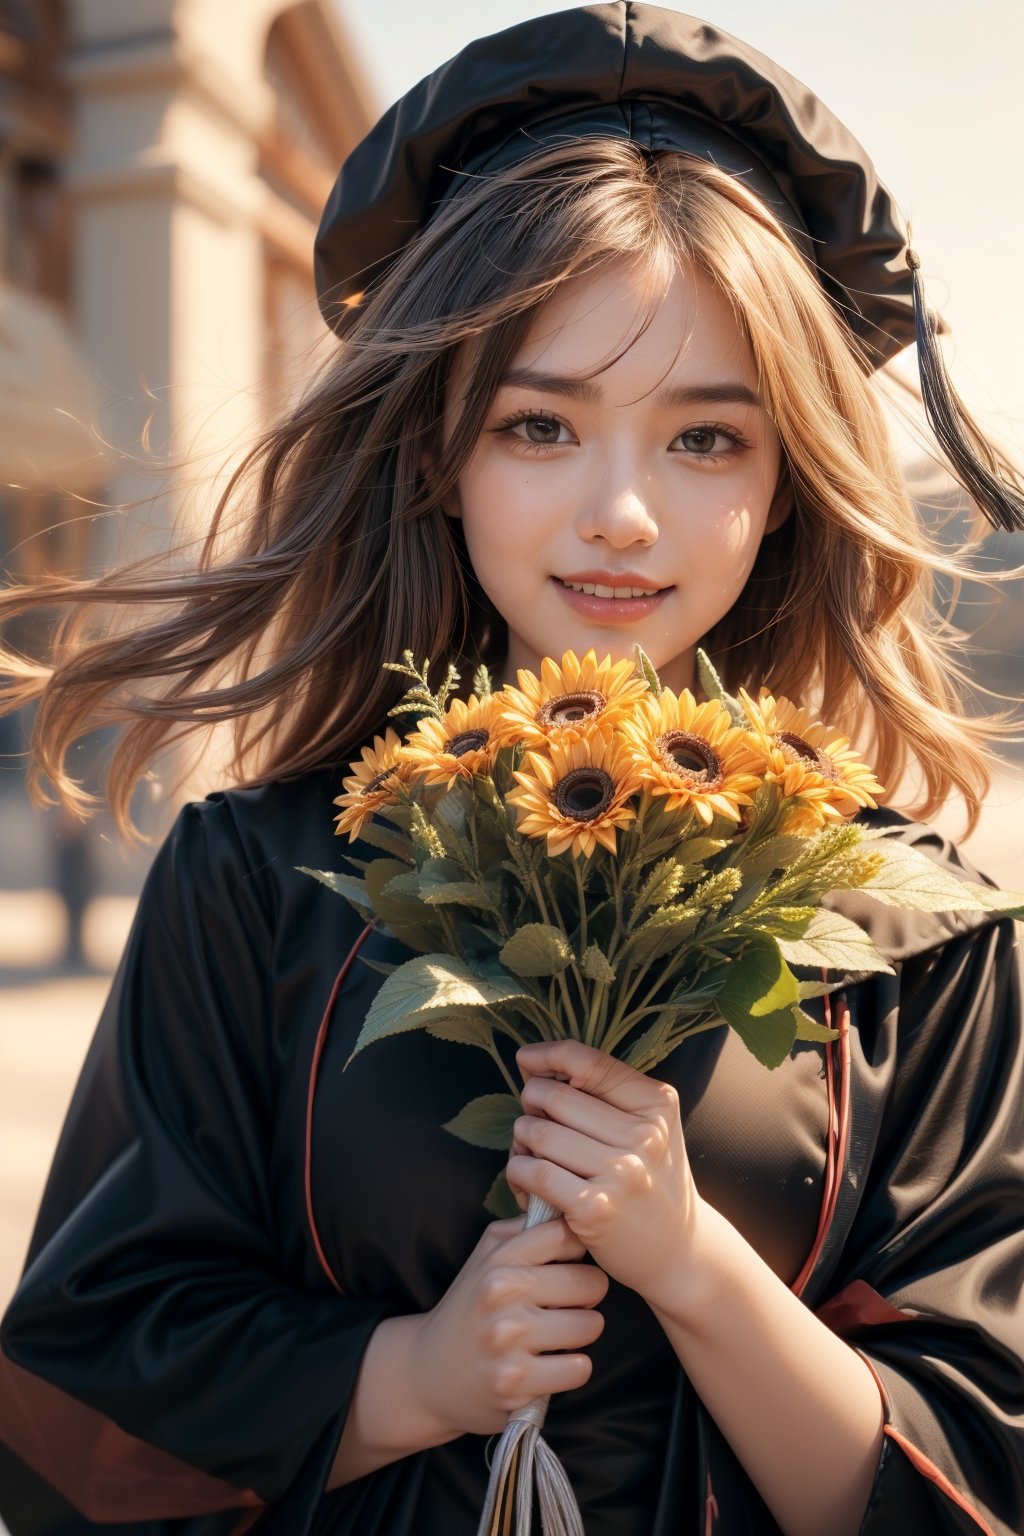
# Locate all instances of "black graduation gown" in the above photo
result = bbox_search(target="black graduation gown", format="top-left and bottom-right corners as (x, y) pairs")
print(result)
(1, 770), (1021, 1536)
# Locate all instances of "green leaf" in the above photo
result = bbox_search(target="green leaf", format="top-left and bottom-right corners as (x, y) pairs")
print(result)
(793, 1006), (840, 1043)
(363, 864), (446, 951)
(296, 866), (374, 914)
(484, 1167), (523, 1219)
(666, 969), (728, 1008)
(777, 909), (895, 974)
(380, 870), (422, 898)
(796, 978), (842, 999)
(861, 841), (1024, 915)
(346, 954), (531, 1064)
(714, 935), (800, 1069)
(354, 820), (415, 862)
(627, 904), (703, 963)
(633, 643), (662, 695)
(499, 923), (574, 977)
(365, 858), (413, 906)
(580, 943), (616, 984)
(621, 1013), (679, 1069)
(696, 648), (746, 727)
(359, 957), (399, 977)
(360, 862), (446, 951)
(739, 834), (809, 880)
(424, 1010), (496, 1049)
(432, 791), (469, 840)
(443, 1092), (521, 1149)
(675, 836), (730, 863)
(418, 858), (501, 912)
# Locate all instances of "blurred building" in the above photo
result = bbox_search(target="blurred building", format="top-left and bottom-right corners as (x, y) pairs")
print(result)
(0, 0), (375, 960)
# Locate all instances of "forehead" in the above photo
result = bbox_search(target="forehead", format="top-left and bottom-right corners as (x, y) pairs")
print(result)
(513, 256), (753, 386)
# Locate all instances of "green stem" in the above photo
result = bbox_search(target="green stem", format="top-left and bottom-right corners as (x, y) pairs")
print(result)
(628, 1012), (724, 1073)
(602, 936), (705, 1049)
(514, 996), (562, 1042)
(485, 1038), (524, 1099)
(545, 870), (588, 993)
(529, 868), (580, 1038)
(583, 978), (605, 1047)
(573, 858), (589, 956)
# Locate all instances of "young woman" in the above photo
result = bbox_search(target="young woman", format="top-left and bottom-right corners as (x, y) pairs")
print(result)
(1, 6), (1021, 1535)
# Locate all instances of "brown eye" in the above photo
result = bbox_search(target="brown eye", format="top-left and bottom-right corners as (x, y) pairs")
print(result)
(679, 427), (719, 454)
(520, 415), (565, 445)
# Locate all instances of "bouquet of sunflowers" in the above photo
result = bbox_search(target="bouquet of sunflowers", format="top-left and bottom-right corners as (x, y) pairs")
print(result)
(303, 644), (1022, 1536)
(306, 645), (1021, 1219)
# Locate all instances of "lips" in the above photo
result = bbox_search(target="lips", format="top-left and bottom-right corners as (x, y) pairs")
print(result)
(555, 570), (669, 599)
(551, 575), (671, 623)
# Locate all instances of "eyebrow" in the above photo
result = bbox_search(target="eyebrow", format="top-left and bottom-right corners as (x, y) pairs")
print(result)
(497, 367), (763, 411)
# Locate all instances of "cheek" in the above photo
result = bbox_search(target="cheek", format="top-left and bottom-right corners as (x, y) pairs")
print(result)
(457, 460), (552, 574)
(686, 481), (774, 560)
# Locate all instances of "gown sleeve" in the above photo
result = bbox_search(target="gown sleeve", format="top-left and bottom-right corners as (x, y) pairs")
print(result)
(0, 798), (396, 1534)
(817, 916), (1024, 1536)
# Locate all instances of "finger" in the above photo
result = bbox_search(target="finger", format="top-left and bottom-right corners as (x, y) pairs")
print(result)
(513, 1114), (615, 1178)
(503, 1215), (586, 1263)
(519, 1078), (642, 1147)
(487, 1215), (528, 1236)
(517, 1040), (661, 1114)
(526, 1262), (609, 1309)
(521, 1351), (595, 1400)
(524, 1306), (606, 1354)
(507, 1153), (590, 1215)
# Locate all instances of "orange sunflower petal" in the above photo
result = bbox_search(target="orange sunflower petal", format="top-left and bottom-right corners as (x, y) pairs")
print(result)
(620, 688), (767, 824)
(506, 727), (640, 861)
(333, 728), (413, 841)
(402, 694), (502, 789)
(491, 647), (650, 750)
(739, 687), (884, 828)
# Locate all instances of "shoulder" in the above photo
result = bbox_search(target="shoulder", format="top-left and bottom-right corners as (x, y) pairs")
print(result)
(153, 767), (346, 925)
(176, 767), (342, 862)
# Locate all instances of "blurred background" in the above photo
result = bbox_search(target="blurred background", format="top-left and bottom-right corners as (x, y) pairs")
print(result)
(1, 0), (1023, 1387)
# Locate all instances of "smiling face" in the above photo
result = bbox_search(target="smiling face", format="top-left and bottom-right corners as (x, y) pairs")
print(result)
(446, 256), (787, 694)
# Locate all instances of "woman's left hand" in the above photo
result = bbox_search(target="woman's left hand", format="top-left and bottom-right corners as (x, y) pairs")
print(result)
(507, 1039), (704, 1304)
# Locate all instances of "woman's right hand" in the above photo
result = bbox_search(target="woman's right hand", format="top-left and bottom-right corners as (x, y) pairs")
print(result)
(409, 1214), (609, 1438)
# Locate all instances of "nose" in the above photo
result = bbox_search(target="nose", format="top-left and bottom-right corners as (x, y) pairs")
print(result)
(575, 464), (659, 548)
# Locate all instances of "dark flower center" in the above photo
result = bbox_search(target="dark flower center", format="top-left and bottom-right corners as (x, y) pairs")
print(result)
(553, 766), (616, 821)
(656, 730), (724, 790)
(776, 731), (839, 781)
(445, 729), (489, 757)
(537, 691), (605, 728)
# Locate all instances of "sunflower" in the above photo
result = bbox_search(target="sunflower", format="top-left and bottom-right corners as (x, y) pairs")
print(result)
(333, 728), (413, 841)
(506, 727), (641, 859)
(621, 688), (767, 826)
(491, 648), (650, 750)
(739, 688), (884, 828)
(401, 693), (502, 789)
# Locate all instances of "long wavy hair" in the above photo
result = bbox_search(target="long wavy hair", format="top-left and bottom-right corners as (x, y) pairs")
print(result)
(0, 139), (1016, 835)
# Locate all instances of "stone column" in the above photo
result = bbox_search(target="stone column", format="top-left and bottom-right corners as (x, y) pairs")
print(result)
(65, 0), (289, 555)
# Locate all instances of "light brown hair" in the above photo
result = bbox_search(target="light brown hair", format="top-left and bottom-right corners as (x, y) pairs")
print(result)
(0, 139), (1015, 834)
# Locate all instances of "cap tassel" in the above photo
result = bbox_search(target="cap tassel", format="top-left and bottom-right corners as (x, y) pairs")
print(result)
(907, 249), (1024, 533)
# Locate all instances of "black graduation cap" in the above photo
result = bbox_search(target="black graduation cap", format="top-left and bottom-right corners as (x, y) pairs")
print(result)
(314, 2), (1024, 533)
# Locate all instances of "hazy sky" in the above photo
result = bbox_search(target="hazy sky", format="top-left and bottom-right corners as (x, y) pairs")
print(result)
(336, 0), (1024, 460)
